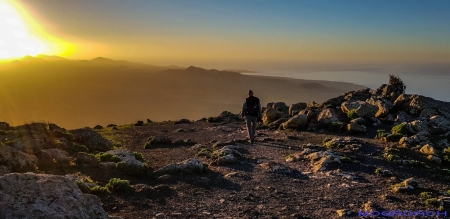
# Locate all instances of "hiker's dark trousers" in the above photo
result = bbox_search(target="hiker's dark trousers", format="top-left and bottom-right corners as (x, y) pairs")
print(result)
(245, 116), (258, 140)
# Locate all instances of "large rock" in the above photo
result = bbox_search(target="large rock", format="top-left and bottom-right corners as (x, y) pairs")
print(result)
(0, 166), (10, 176)
(341, 101), (362, 113)
(410, 120), (429, 134)
(262, 108), (282, 125)
(372, 84), (404, 101)
(69, 128), (113, 152)
(104, 149), (146, 168)
(393, 94), (450, 118)
(153, 158), (205, 175)
(346, 123), (366, 134)
(355, 103), (378, 119)
(420, 144), (438, 156)
(316, 108), (340, 125)
(38, 149), (71, 167)
(366, 97), (393, 118)
(282, 114), (308, 129)
(289, 102), (307, 116)
(306, 150), (341, 172)
(428, 115), (450, 134)
(74, 152), (99, 165)
(11, 137), (46, 155)
(344, 88), (371, 101)
(342, 100), (378, 118)
(0, 173), (109, 219)
(213, 146), (242, 165)
(0, 144), (37, 172)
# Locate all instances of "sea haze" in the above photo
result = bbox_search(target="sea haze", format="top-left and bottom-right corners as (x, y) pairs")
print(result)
(245, 67), (450, 102)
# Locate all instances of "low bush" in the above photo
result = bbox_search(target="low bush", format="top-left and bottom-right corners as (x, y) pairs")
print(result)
(420, 192), (433, 199)
(116, 162), (149, 177)
(95, 153), (121, 162)
(133, 152), (145, 162)
(424, 198), (440, 208)
(90, 186), (110, 196)
(105, 178), (133, 192)
(347, 109), (358, 119)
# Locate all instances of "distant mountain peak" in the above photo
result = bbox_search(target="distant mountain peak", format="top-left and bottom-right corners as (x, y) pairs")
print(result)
(92, 57), (114, 62)
(36, 54), (66, 61)
(185, 66), (206, 71)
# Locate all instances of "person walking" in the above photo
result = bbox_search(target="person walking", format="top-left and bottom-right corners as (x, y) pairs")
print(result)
(241, 90), (261, 143)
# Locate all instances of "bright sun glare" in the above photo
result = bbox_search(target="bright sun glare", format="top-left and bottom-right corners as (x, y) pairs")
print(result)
(0, 0), (72, 60)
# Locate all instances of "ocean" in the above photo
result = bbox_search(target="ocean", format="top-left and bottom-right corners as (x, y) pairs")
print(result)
(243, 70), (450, 102)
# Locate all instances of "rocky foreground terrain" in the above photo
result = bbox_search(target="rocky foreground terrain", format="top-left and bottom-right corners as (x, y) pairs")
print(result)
(2, 76), (450, 219)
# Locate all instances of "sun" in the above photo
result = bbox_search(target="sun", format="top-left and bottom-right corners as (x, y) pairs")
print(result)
(0, 0), (73, 61)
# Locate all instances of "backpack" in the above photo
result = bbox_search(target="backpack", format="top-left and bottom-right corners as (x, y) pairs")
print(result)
(245, 96), (260, 117)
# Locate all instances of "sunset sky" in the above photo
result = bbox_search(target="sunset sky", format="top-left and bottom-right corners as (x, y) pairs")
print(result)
(1, 0), (449, 70)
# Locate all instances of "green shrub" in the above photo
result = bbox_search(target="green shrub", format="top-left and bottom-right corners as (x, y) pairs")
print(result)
(116, 162), (149, 177)
(197, 148), (211, 157)
(443, 148), (450, 163)
(385, 154), (399, 161)
(347, 109), (358, 119)
(420, 192), (433, 199)
(386, 133), (404, 142)
(424, 198), (440, 208)
(322, 137), (332, 144)
(391, 123), (413, 135)
(389, 75), (406, 94)
(95, 153), (121, 162)
(105, 178), (132, 192)
(376, 129), (388, 139)
(90, 186), (110, 196)
(144, 141), (152, 149)
(133, 152), (145, 162)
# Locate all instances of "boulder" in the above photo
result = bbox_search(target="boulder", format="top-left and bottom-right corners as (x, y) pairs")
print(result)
(268, 118), (288, 128)
(323, 137), (362, 149)
(0, 144), (37, 172)
(153, 158), (205, 175)
(69, 128), (113, 152)
(355, 103), (378, 119)
(289, 102), (307, 116)
(282, 114), (308, 130)
(344, 88), (371, 101)
(420, 144), (438, 156)
(0, 166), (10, 177)
(306, 150), (341, 172)
(428, 115), (450, 134)
(74, 152), (99, 165)
(316, 108), (340, 125)
(262, 108), (282, 125)
(372, 84), (404, 101)
(410, 120), (429, 134)
(212, 146), (242, 165)
(395, 111), (411, 123)
(38, 149), (71, 167)
(299, 109), (318, 122)
(104, 149), (146, 168)
(427, 155), (441, 164)
(346, 123), (366, 134)
(12, 137), (45, 155)
(0, 173), (109, 219)
(350, 118), (366, 125)
(341, 101), (362, 113)
(0, 122), (10, 130)
(366, 97), (393, 118)
(218, 111), (234, 117)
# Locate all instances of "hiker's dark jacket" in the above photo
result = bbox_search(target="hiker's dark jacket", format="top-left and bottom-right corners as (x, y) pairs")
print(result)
(241, 96), (261, 117)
